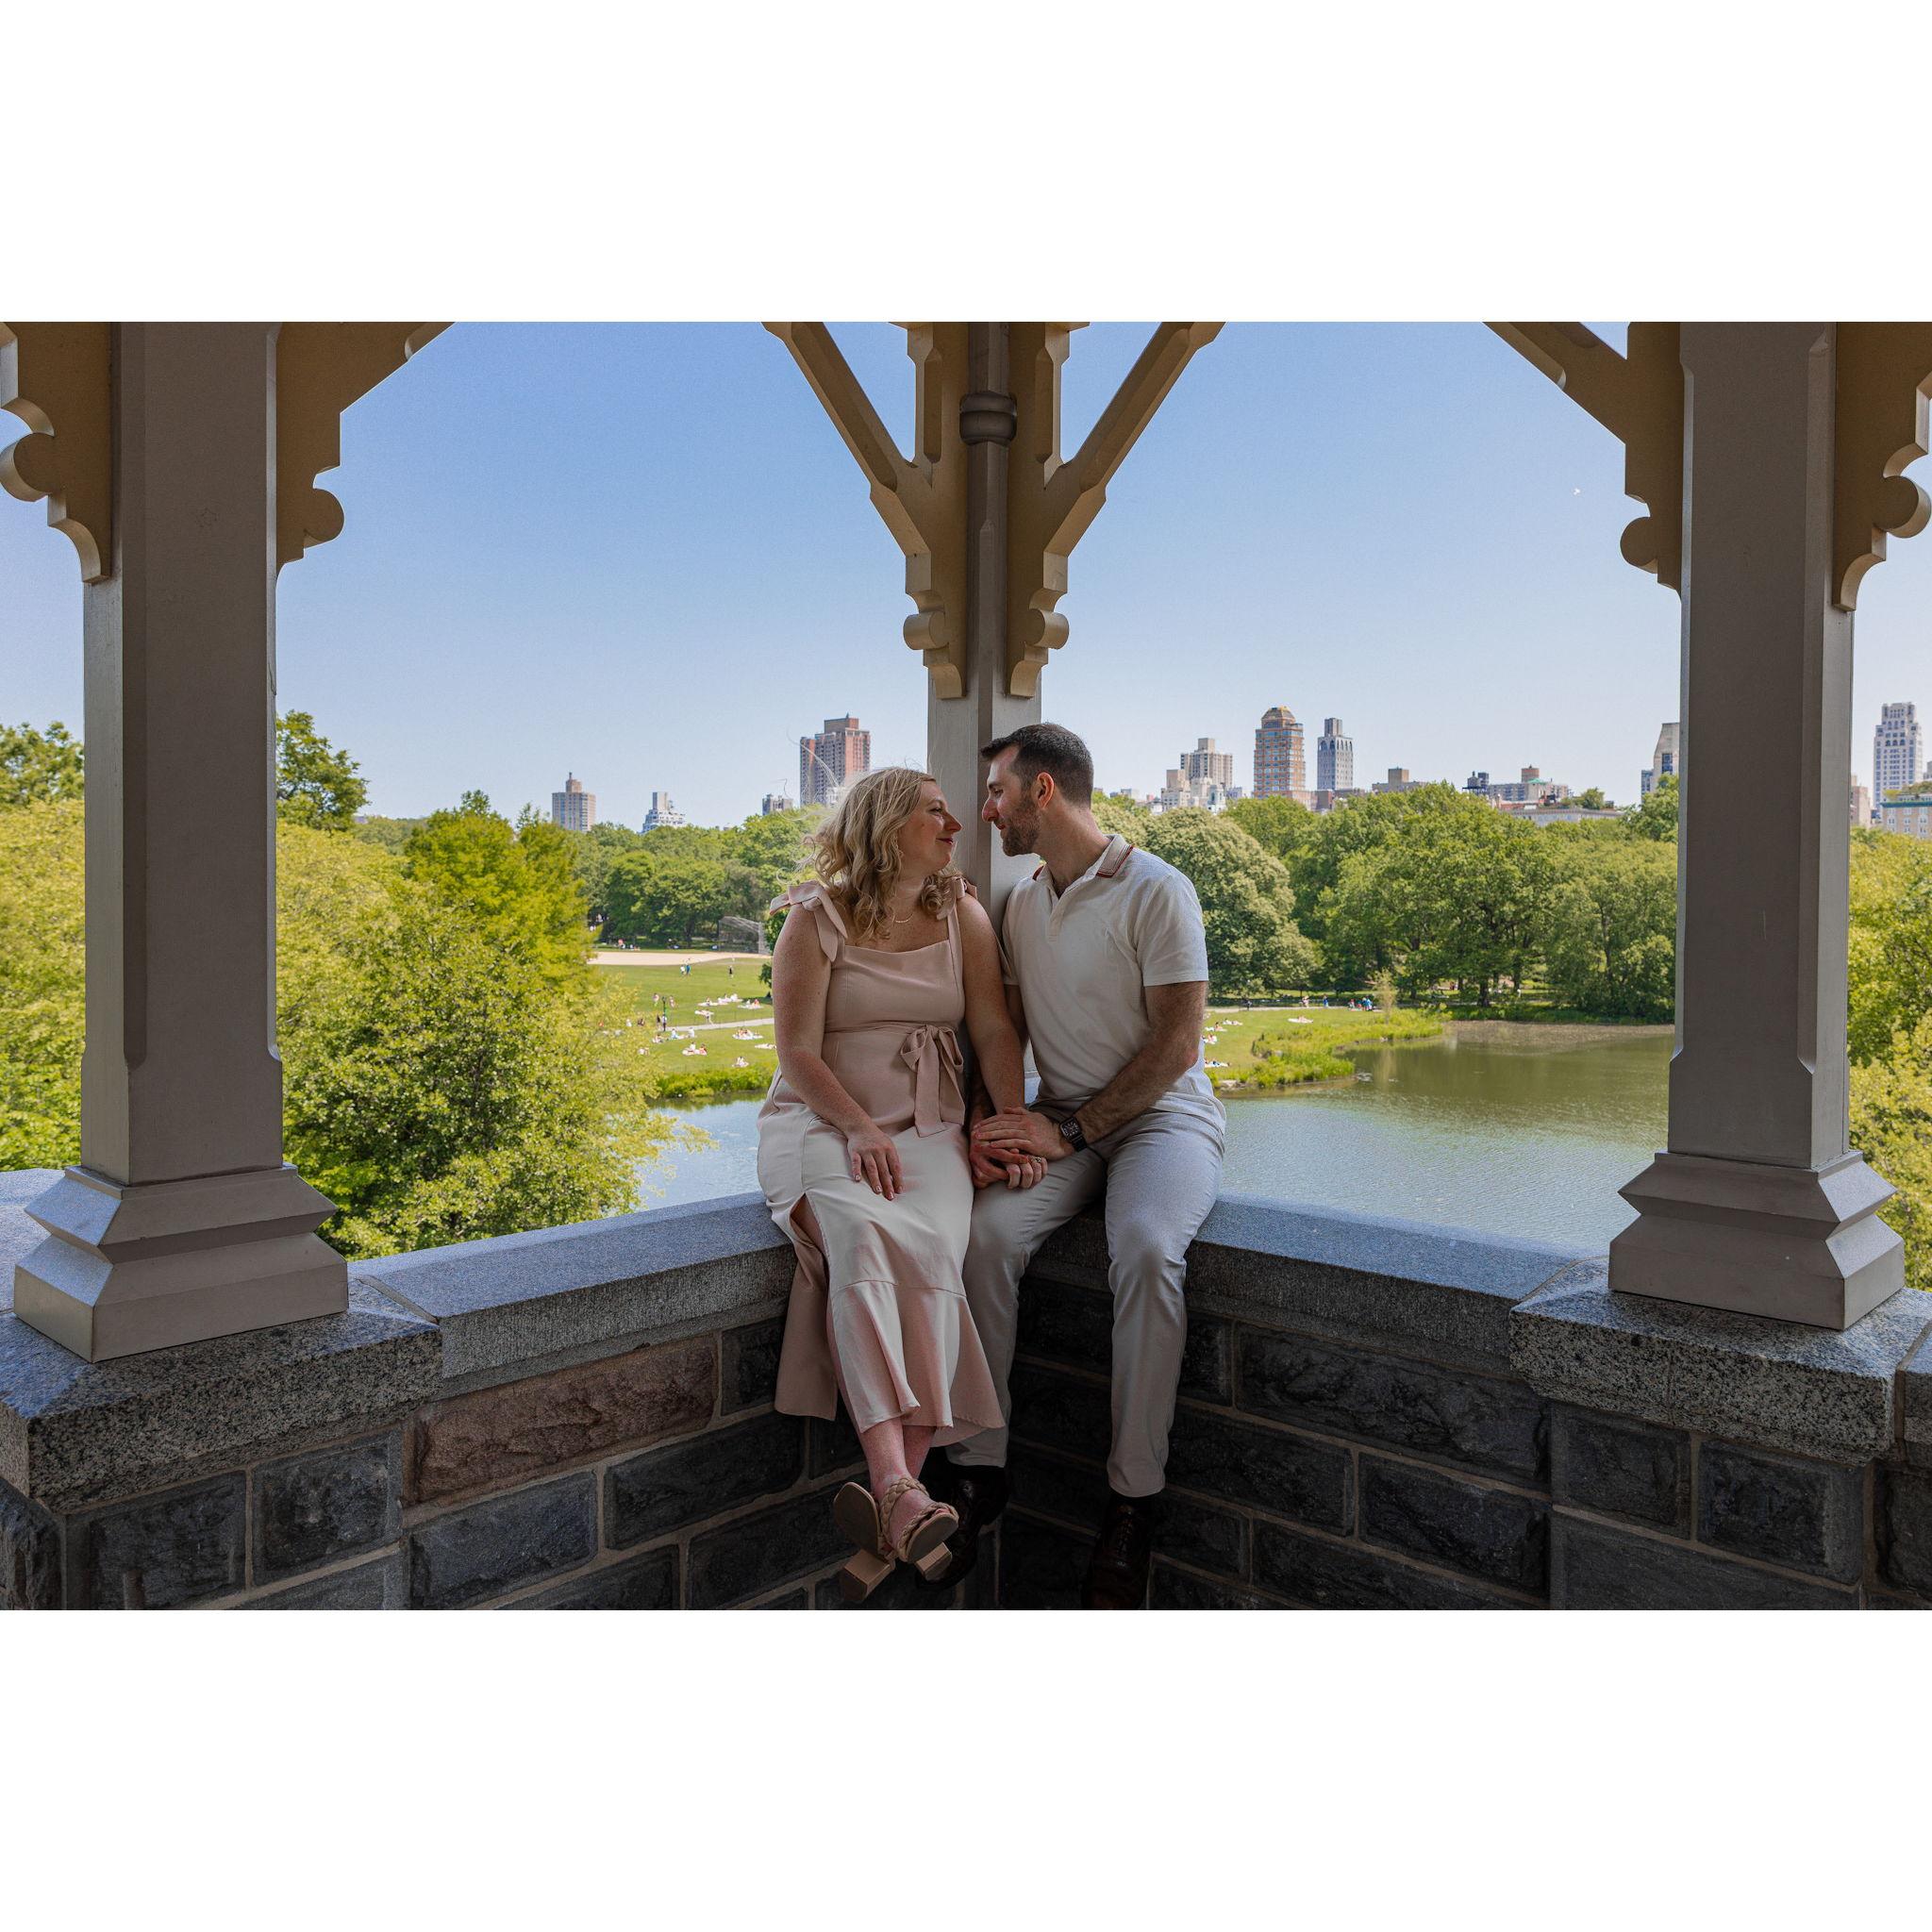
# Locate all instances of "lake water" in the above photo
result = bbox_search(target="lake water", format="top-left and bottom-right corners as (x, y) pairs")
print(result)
(640, 1022), (1674, 1250)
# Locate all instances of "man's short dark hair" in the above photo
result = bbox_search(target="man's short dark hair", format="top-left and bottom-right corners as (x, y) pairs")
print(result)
(980, 722), (1094, 807)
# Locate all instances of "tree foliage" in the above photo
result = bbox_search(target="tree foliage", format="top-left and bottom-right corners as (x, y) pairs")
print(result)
(1140, 809), (1316, 994)
(403, 791), (590, 981)
(598, 808), (817, 946)
(0, 799), (85, 1168)
(1541, 834), (1676, 1019)
(277, 823), (680, 1257)
(0, 721), (85, 809)
(275, 711), (368, 828)
(1626, 774), (1680, 841)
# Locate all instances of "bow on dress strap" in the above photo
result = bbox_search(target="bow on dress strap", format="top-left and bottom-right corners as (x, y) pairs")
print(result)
(899, 1024), (966, 1136)
(769, 881), (846, 964)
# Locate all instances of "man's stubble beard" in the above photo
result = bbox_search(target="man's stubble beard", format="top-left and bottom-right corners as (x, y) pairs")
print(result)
(997, 807), (1040, 858)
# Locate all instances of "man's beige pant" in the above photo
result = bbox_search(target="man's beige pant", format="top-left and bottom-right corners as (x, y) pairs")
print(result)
(946, 1108), (1224, 1497)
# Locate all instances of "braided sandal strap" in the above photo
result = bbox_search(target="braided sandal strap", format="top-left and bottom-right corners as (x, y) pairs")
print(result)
(876, 1475), (939, 1560)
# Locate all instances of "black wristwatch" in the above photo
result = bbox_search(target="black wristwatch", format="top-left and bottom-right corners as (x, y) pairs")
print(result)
(1057, 1113), (1089, 1154)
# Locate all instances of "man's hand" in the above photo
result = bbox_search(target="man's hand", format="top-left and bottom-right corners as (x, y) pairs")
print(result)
(967, 1136), (1047, 1191)
(972, 1107), (1074, 1162)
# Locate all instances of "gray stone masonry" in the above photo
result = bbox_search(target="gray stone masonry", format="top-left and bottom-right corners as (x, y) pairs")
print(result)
(5, 1183), (1929, 1610)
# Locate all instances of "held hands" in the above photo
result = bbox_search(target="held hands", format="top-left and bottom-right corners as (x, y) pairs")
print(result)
(965, 1101), (1049, 1191)
(971, 1107), (1074, 1164)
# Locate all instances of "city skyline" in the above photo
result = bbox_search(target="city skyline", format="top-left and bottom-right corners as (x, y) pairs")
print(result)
(7, 323), (1932, 828)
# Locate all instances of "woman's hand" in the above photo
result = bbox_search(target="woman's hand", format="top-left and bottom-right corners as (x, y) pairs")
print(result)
(845, 1121), (904, 1200)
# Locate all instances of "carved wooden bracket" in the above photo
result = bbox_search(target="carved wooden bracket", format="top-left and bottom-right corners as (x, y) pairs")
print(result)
(1006, 322), (1223, 695)
(769, 321), (1222, 698)
(0, 322), (113, 580)
(764, 321), (972, 694)
(1488, 322), (1684, 591)
(276, 323), (449, 570)
(1833, 323), (1932, 610)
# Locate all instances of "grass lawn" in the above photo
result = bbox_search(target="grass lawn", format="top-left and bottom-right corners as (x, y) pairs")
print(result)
(600, 958), (1445, 1103)
(1200, 1002), (1444, 1091)
(597, 959), (777, 1098)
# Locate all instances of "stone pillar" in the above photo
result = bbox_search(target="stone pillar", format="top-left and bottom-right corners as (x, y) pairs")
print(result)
(12, 325), (347, 1361)
(929, 322), (1038, 914)
(1609, 323), (1904, 1330)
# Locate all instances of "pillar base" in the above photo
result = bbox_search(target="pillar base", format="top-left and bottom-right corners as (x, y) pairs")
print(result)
(1608, 1149), (1904, 1331)
(11, 1164), (348, 1362)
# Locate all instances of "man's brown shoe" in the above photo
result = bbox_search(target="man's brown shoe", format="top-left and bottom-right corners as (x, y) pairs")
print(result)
(918, 1465), (1008, 1589)
(1082, 1490), (1156, 1609)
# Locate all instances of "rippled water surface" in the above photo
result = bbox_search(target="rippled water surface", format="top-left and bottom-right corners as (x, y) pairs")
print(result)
(641, 1022), (1673, 1249)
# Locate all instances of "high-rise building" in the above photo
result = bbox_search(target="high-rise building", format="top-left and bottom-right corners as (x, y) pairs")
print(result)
(760, 792), (795, 816)
(1640, 722), (1681, 799)
(551, 773), (596, 832)
(1851, 775), (1874, 829)
(1372, 767), (1423, 795)
(1874, 701), (1923, 801)
(798, 714), (872, 808)
(1315, 718), (1354, 794)
(642, 791), (685, 830)
(1180, 737), (1235, 791)
(1254, 707), (1306, 798)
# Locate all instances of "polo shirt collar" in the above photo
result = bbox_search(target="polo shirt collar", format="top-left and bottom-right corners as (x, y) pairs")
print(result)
(1041, 833), (1132, 902)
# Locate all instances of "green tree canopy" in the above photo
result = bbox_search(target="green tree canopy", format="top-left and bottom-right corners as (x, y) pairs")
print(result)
(1572, 787), (1611, 810)
(1093, 791), (1153, 841)
(1326, 792), (1555, 1003)
(1627, 774), (1680, 841)
(0, 721), (85, 809)
(277, 822), (679, 1256)
(1224, 794), (1319, 868)
(349, 814), (425, 855)
(275, 711), (368, 828)
(1140, 809), (1316, 995)
(1541, 836), (1676, 1018)
(0, 798), (85, 1168)
(604, 846), (735, 946)
(403, 792), (590, 981)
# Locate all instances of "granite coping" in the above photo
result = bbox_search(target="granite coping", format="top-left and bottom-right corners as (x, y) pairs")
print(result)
(1030, 1191), (1590, 1374)
(1901, 1324), (1932, 1467)
(0, 1276), (441, 1508)
(352, 1193), (793, 1382)
(1511, 1259), (1932, 1464)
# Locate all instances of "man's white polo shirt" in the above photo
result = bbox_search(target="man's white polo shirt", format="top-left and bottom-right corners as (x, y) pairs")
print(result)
(1000, 832), (1223, 1130)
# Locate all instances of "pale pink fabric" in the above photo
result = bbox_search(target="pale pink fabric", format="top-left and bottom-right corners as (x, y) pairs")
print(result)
(756, 880), (1002, 1444)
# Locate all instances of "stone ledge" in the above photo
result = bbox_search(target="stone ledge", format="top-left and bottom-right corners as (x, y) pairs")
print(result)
(1032, 1191), (1587, 1374)
(1510, 1259), (1932, 1464)
(5, 1169), (441, 1507)
(0, 1279), (441, 1510)
(355, 1193), (791, 1382)
(1903, 1326), (1932, 1468)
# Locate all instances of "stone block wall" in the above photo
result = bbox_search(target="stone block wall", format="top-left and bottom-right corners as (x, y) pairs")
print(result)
(993, 1228), (1932, 1612)
(4, 1181), (1927, 1611)
(0, 1311), (993, 1611)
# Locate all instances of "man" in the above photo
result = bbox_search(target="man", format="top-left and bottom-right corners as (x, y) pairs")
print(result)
(940, 723), (1224, 1608)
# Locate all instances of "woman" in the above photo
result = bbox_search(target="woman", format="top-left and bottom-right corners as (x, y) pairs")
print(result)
(758, 767), (1040, 1601)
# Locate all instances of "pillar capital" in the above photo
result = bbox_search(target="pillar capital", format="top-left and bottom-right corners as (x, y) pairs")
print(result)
(0, 321), (112, 580)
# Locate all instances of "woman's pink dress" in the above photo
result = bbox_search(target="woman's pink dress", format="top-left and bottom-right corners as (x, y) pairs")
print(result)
(756, 881), (1002, 1444)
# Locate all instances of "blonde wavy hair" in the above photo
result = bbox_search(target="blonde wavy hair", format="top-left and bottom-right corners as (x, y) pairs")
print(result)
(811, 766), (959, 942)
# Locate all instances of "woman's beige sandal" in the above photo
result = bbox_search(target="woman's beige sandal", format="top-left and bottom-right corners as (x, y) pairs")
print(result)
(832, 1482), (895, 1603)
(876, 1475), (959, 1582)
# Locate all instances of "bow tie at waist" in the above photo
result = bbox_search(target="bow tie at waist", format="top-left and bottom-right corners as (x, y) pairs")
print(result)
(898, 1024), (966, 1136)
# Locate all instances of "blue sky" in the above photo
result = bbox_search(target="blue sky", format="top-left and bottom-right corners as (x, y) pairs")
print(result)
(6, 323), (1929, 826)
